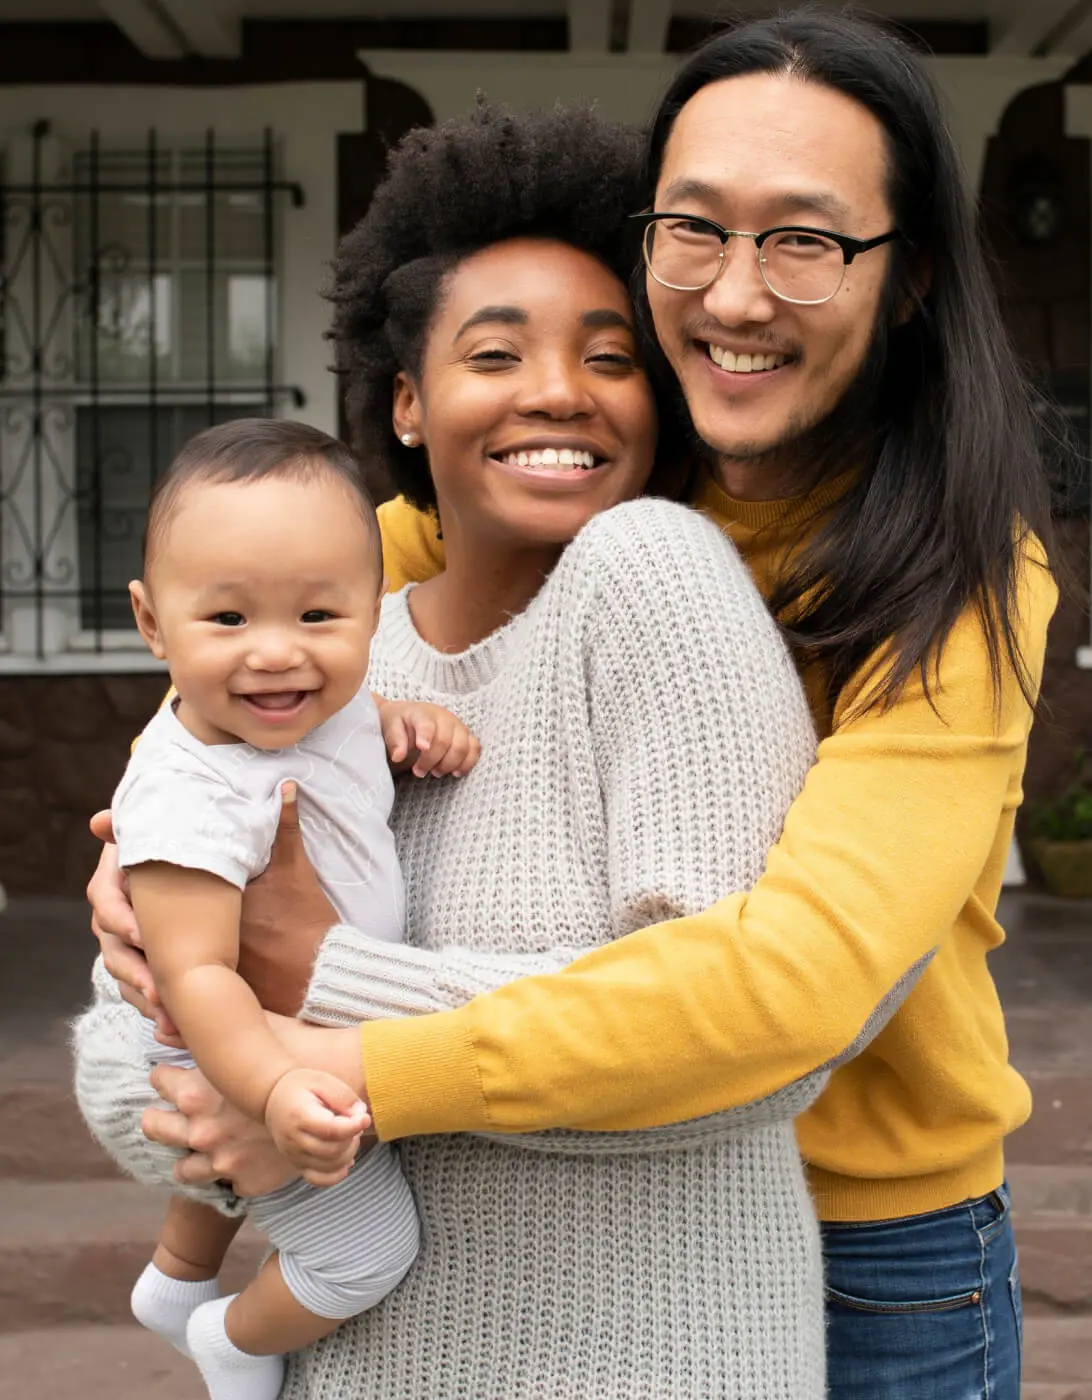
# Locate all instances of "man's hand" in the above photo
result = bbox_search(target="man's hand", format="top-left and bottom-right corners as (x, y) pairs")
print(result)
(237, 782), (337, 1016)
(263, 1067), (370, 1187)
(87, 810), (179, 1039)
(144, 1063), (299, 1198)
(380, 699), (481, 779)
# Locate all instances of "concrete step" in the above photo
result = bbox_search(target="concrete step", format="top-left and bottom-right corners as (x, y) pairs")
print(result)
(0, 1180), (265, 1333)
(1010, 1164), (1092, 1315)
(0, 1326), (197, 1400)
(0, 1319), (1083, 1400)
(0, 1040), (121, 1182)
(1024, 1317), (1092, 1385)
(1009, 1071), (1092, 1166)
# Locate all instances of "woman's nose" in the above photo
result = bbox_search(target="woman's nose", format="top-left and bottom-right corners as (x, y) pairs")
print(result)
(517, 357), (596, 419)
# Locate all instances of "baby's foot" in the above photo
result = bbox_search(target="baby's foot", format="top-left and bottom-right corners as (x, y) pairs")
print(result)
(130, 1262), (220, 1358)
(187, 1295), (285, 1400)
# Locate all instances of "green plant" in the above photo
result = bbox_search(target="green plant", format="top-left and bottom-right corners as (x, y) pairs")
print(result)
(1028, 750), (1092, 842)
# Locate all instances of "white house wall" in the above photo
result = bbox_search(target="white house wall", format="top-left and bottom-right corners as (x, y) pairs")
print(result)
(0, 82), (362, 437)
(359, 49), (1072, 196)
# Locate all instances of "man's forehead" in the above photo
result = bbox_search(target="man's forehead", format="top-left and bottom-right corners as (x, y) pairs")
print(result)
(659, 74), (890, 211)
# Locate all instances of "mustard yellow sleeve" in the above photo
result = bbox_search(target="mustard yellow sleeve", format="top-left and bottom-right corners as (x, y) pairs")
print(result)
(377, 495), (445, 593)
(362, 557), (1056, 1140)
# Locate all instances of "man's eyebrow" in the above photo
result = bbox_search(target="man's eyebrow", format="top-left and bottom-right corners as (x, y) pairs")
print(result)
(774, 190), (855, 227)
(454, 306), (528, 340)
(582, 309), (634, 332)
(658, 177), (855, 229)
(659, 176), (722, 208)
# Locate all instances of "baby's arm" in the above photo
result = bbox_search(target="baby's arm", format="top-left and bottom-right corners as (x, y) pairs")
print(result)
(129, 864), (367, 1185)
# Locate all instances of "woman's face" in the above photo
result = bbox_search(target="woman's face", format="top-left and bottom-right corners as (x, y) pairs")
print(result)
(394, 238), (658, 551)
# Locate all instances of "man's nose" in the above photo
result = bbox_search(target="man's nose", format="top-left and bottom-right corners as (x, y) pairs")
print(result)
(701, 237), (779, 327)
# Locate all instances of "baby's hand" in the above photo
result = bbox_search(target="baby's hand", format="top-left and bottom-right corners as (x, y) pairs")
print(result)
(263, 1067), (369, 1188)
(380, 700), (481, 779)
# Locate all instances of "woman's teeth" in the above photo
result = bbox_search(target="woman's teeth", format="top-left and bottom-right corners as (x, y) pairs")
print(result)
(707, 346), (790, 373)
(498, 448), (598, 470)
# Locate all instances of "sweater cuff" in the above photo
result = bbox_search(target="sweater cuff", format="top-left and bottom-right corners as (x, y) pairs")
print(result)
(362, 1009), (490, 1139)
(304, 924), (448, 1026)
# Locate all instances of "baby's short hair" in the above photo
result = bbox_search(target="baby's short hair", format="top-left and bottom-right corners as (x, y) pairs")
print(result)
(143, 418), (382, 577)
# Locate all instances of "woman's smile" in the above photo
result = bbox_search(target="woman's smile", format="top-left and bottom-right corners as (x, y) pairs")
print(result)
(393, 237), (658, 555)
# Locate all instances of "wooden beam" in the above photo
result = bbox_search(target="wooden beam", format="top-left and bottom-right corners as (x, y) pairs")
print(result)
(98, 0), (185, 59)
(627, 0), (672, 53)
(1048, 10), (1092, 55)
(991, 0), (1082, 54)
(568, 0), (612, 53)
(158, 0), (241, 59)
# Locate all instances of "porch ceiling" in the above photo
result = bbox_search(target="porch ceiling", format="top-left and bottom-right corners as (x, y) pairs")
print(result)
(1, 0), (1092, 60)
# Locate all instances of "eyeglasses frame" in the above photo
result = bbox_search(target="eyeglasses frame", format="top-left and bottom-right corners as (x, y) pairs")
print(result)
(629, 211), (903, 305)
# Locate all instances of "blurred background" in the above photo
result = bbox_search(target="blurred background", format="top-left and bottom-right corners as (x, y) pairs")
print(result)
(0, 0), (1087, 894)
(0, 10), (1087, 1400)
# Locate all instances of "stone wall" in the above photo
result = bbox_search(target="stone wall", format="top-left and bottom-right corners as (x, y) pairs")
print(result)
(0, 674), (165, 896)
(0, 527), (1087, 899)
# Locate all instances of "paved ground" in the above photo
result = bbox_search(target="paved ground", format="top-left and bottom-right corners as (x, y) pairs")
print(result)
(0, 890), (1088, 1397)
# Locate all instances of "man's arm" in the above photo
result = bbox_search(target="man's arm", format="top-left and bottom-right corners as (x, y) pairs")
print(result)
(357, 541), (1055, 1139)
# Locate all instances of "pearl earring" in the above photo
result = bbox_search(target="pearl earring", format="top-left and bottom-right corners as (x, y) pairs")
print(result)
(400, 432), (416, 447)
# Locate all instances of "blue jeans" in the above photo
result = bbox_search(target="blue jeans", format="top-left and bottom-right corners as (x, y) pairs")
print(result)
(822, 1184), (1022, 1399)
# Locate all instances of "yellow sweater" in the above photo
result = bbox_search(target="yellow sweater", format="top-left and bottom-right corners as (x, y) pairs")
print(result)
(362, 477), (1056, 1223)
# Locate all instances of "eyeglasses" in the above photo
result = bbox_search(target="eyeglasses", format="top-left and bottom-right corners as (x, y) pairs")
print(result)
(631, 212), (902, 306)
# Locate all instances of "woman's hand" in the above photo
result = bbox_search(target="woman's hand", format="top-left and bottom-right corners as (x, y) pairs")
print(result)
(143, 1063), (300, 1198)
(87, 810), (179, 1039)
(238, 782), (338, 1016)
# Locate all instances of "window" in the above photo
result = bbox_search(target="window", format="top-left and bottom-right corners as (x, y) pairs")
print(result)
(0, 125), (303, 667)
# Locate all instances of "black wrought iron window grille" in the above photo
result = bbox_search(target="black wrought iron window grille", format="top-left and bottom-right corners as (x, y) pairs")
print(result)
(0, 121), (306, 665)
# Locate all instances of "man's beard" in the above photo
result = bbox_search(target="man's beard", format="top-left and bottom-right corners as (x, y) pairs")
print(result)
(682, 317), (889, 496)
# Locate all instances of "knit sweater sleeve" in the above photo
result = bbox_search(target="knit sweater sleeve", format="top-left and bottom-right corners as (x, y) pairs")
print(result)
(303, 936), (582, 1027)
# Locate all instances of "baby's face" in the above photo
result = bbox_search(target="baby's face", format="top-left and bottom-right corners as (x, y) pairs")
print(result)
(133, 472), (382, 749)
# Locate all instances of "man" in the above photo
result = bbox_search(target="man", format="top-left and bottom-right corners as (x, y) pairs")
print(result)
(93, 12), (1056, 1397)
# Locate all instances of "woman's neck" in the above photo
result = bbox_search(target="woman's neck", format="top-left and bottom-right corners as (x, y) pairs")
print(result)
(407, 527), (563, 653)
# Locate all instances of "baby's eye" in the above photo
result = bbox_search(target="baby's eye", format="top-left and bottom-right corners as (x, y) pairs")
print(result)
(301, 609), (335, 624)
(210, 611), (245, 627)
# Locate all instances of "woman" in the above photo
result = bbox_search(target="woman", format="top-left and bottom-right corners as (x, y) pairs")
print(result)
(76, 103), (832, 1396)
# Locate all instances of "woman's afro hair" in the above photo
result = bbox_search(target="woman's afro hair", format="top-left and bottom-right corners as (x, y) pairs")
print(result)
(328, 98), (648, 513)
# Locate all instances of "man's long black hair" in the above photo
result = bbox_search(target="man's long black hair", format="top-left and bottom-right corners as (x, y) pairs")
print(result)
(637, 8), (1058, 716)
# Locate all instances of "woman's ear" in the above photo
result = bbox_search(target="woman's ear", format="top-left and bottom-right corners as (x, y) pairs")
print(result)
(129, 580), (166, 660)
(392, 371), (424, 448)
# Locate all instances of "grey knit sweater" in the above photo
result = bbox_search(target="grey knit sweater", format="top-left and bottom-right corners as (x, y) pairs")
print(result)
(75, 499), (825, 1398)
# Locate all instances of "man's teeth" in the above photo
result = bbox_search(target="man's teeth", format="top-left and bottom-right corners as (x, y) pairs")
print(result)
(707, 346), (790, 373)
(498, 448), (598, 470)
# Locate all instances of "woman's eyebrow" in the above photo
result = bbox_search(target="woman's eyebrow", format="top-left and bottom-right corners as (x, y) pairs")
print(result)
(582, 309), (634, 332)
(454, 306), (527, 340)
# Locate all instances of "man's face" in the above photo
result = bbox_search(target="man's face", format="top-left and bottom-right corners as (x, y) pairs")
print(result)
(647, 73), (897, 490)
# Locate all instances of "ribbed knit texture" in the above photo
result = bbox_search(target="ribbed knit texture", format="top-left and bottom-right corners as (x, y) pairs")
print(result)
(285, 499), (823, 1399)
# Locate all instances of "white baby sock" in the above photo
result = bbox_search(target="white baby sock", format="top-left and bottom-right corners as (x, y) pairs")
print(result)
(130, 1262), (220, 1358)
(187, 1295), (285, 1400)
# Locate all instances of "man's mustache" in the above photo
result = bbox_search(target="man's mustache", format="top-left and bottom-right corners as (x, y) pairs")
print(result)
(680, 319), (802, 361)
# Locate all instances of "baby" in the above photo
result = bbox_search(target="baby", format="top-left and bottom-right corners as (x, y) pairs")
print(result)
(109, 418), (477, 1400)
